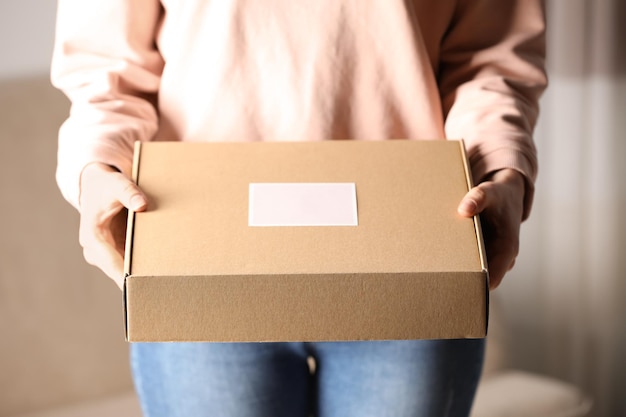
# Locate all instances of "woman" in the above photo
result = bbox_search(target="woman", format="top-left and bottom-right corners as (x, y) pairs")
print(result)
(51, 1), (547, 416)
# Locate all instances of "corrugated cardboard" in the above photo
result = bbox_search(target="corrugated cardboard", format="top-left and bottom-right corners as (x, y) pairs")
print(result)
(124, 140), (488, 342)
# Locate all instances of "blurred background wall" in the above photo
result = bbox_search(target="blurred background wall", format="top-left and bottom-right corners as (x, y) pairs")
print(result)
(0, 0), (624, 416)
(500, 2), (626, 416)
(0, 0), (56, 78)
(0, 0), (135, 416)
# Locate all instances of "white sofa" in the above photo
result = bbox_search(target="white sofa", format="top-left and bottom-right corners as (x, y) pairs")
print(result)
(0, 78), (592, 417)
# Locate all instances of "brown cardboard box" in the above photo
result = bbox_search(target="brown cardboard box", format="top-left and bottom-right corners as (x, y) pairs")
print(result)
(124, 140), (488, 342)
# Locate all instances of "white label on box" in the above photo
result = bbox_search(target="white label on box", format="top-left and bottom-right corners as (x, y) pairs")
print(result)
(248, 183), (358, 227)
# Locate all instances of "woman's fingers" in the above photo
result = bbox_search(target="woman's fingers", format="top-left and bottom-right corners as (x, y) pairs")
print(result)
(78, 163), (148, 289)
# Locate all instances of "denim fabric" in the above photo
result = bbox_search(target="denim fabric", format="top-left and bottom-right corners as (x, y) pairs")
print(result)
(131, 339), (484, 417)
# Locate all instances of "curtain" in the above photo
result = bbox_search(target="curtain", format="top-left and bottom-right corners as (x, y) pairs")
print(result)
(499, 1), (626, 416)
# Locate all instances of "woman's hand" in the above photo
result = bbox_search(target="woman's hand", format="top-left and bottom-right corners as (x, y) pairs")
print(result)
(457, 168), (526, 290)
(78, 163), (148, 289)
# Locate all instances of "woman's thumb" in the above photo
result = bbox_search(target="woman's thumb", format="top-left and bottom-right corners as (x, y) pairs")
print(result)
(457, 185), (490, 217)
(112, 174), (148, 211)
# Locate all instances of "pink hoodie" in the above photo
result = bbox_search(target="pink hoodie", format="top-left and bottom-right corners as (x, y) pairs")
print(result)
(51, 0), (547, 216)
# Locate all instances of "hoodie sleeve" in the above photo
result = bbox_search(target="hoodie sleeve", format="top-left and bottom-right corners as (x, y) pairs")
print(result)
(51, 0), (164, 209)
(439, 0), (547, 219)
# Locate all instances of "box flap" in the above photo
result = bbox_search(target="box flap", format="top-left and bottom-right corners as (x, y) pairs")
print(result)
(129, 140), (483, 277)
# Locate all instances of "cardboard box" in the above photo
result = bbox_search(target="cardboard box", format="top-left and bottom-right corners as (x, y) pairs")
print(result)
(124, 140), (488, 342)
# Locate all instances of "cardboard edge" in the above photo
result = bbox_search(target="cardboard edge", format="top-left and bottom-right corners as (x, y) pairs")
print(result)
(457, 141), (489, 275)
(123, 140), (143, 341)
(458, 139), (490, 336)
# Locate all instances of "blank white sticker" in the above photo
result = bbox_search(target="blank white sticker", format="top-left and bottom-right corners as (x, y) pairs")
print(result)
(249, 183), (358, 227)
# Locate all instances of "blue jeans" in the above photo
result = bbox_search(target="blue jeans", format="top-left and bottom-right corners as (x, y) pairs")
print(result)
(131, 339), (484, 417)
